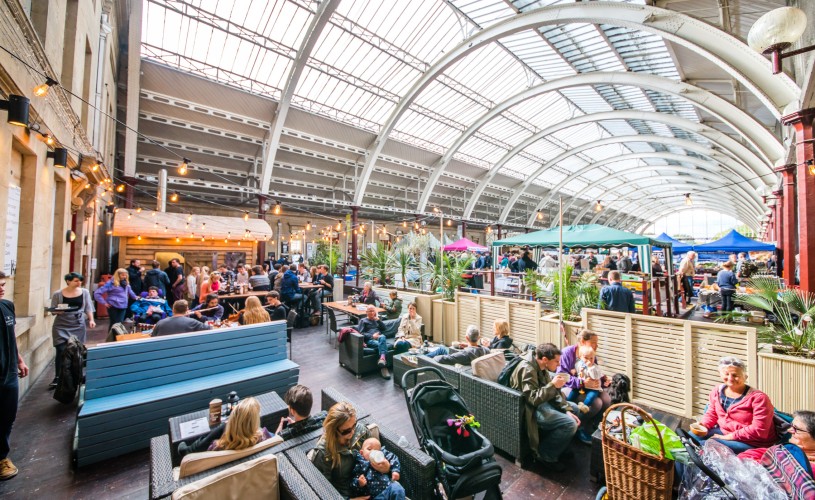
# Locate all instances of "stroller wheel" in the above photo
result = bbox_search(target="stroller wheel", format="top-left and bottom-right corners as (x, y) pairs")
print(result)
(595, 486), (607, 500)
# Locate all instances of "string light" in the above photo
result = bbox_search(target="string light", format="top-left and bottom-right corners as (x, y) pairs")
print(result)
(187, 214), (192, 222)
(402, 221), (407, 228)
(336, 221), (342, 231)
(537, 211), (544, 220)
(447, 219), (452, 226)
(684, 193), (693, 206)
(106, 230), (112, 235)
(32, 77), (57, 97)
(97, 220), (102, 226)
(114, 208), (119, 213)
(127, 213), (131, 220)
(116, 184), (125, 193)
(91, 163), (99, 172)
(164, 226), (168, 232)
(176, 237), (180, 242)
(306, 221), (311, 231)
(40, 133), (55, 146)
(137, 235), (142, 241)
(243, 211), (249, 221)
(170, 192), (179, 202)
(178, 158), (190, 175)
(414, 222), (419, 230)
(136, 207), (142, 213)
(273, 201), (281, 215)
(808, 159), (815, 176)
(151, 211), (156, 217)
(594, 200), (603, 213)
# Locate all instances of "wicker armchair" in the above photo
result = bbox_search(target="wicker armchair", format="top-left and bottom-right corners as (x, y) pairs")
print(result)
(338, 318), (401, 377)
(459, 370), (527, 463)
(149, 431), (324, 500)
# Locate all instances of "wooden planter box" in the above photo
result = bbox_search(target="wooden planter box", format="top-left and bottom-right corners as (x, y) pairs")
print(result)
(373, 286), (441, 338)
(540, 313), (582, 347)
(758, 349), (815, 414)
(432, 299), (458, 345)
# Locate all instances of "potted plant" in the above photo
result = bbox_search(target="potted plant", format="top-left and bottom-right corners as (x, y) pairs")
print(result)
(544, 266), (600, 321)
(391, 247), (416, 290)
(433, 253), (475, 301)
(359, 243), (392, 285)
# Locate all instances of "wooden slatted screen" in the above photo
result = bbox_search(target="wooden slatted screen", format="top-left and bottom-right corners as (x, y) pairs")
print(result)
(509, 301), (538, 348)
(457, 294), (479, 343)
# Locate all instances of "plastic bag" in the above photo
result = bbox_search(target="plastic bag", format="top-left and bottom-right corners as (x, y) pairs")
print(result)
(629, 419), (684, 460)
(679, 439), (786, 500)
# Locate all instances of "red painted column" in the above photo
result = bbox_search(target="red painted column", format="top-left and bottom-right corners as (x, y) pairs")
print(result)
(782, 109), (815, 291)
(496, 224), (502, 240)
(461, 221), (466, 238)
(774, 165), (797, 284)
(772, 189), (783, 247)
(123, 176), (138, 209)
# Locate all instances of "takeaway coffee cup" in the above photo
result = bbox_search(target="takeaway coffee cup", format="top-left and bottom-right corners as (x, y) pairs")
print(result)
(690, 422), (708, 437)
(209, 399), (223, 426)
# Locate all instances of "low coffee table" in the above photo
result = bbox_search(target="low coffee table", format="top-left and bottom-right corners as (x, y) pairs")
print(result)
(168, 390), (288, 465)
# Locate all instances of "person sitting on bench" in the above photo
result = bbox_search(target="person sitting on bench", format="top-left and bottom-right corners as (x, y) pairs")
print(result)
(152, 301), (211, 337)
(424, 325), (489, 366)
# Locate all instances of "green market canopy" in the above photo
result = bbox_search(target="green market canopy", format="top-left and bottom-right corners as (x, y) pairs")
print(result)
(492, 224), (670, 249)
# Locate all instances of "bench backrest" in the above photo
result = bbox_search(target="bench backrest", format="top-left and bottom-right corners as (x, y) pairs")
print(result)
(85, 321), (287, 400)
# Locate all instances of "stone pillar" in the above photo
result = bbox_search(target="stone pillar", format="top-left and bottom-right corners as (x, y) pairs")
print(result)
(782, 108), (815, 291)
(256, 195), (267, 266)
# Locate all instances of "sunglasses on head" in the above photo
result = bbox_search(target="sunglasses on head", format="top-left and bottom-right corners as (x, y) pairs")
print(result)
(338, 424), (355, 436)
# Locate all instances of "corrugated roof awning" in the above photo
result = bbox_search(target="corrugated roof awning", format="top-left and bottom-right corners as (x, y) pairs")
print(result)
(112, 209), (273, 240)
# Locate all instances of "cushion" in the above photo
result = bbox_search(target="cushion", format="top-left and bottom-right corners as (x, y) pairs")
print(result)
(175, 434), (283, 479)
(471, 351), (506, 382)
(172, 454), (279, 500)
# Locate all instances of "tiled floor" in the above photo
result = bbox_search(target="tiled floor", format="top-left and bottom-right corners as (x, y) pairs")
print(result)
(0, 319), (602, 499)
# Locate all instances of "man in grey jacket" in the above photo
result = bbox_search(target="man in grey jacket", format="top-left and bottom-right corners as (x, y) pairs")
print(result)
(425, 325), (489, 365)
(151, 300), (211, 337)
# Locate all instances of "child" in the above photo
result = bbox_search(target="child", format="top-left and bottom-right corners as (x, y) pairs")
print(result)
(567, 345), (604, 414)
(350, 437), (405, 500)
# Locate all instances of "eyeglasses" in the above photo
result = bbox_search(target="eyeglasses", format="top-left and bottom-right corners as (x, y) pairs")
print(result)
(791, 425), (808, 435)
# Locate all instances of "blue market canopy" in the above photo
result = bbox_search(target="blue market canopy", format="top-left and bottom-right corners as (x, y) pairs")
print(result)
(654, 233), (694, 253)
(493, 224), (669, 249)
(693, 229), (775, 253)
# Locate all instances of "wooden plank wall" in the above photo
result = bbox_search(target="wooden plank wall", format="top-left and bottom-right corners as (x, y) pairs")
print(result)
(450, 293), (758, 418)
(120, 236), (257, 270)
(758, 352), (815, 415)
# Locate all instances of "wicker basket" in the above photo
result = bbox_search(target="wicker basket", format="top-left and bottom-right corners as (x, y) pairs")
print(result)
(601, 403), (674, 500)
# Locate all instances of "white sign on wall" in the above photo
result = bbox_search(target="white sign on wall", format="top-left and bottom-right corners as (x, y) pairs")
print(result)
(4, 186), (21, 275)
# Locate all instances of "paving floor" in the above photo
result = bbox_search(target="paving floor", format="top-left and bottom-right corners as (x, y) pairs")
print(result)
(0, 318), (602, 500)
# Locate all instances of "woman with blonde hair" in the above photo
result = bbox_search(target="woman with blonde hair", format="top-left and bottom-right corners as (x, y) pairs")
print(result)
(238, 296), (271, 325)
(310, 402), (375, 498)
(198, 272), (212, 304)
(394, 302), (423, 353)
(177, 397), (273, 456)
(482, 319), (513, 350)
(93, 268), (137, 329)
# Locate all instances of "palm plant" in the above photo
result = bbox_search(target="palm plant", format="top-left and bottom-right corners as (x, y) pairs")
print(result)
(543, 266), (601, 321)
(433, 253), (475, 301)
(359, 243), (392, 285)
(391, 247), (415, 290)
(729, 275), (815, 356)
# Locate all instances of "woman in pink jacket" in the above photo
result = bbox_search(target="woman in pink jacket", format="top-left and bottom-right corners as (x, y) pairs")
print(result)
(696, 356), (778, 453)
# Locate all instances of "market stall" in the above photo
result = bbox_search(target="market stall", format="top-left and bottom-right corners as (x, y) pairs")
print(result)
(442, 237), (488, 252)
(654, 232), (693, 254)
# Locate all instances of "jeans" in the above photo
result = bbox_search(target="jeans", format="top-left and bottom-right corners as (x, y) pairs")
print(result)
(0, 380), (19, 460)
(561, 387), (610, 433)
(425, 346), (449, 357)
(720, 289), (735, 312)
(567, 388), (601, 408)
(374, 481), (406, 500)
(690, 426), (755, 454)
(108, 306), (127, 329)
(307, 290), (321, 314)
(393, 340), (412, 354)
(54, 342), (67, 381)
(367, 335), (389, 357)
(536, 401), (579, 462)
(286, 293), (304, 311)
(682, 276), (694, 301)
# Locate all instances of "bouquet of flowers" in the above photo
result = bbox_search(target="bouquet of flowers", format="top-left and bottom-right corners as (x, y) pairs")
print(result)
(447, 414), (480, 438)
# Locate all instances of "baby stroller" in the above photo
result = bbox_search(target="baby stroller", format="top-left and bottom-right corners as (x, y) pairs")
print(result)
(402, 367), (503, 499)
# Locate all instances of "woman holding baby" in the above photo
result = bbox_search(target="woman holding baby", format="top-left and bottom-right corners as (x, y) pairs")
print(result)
(557, 329), (611, 444)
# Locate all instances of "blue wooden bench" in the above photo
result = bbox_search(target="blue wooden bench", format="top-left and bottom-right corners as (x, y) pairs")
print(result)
(74, 321), (299, 467)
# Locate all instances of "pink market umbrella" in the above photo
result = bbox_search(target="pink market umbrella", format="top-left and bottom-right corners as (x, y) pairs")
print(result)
(443, 237), (488, 252)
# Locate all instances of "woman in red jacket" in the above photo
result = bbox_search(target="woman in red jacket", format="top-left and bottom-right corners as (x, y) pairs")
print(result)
(695, 356), (778, 453)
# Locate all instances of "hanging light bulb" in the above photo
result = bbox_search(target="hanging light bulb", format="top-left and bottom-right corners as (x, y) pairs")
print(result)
(202, 223), (206, 230)
(201, 236), (205, 242)
(486, 226), (492, 234)
(164, 226), (168, 233)
(32, 77), (57, 97)
(106, 230), (113, 235)
(154, 221), (159, 228)
(178, 158), (190, 175)
(114, 208), (120, 213)
(41, 133), (55, 146)
(85, 183), (91, 189)
(306, 221), (311, 231)
(136, 207), (142, 213)
(91, 163), (99, 172)
(137, 235), (142, 241)
(243, 211), (249, 221)
(170, 192), (179, 202)
(433, 206), (440, 213)
(151, 211), (156, 217)
(421, 228), (426, 235)
(238, 241), (241, 246)
(273, 202), (281, 215)
(447, 219), (452, 226)
(116, 184), (125, 193)
(186, 214), (192, 222)
(684, 193), (693, 206)
(185, 222), (189, 229)
(97, 220), (102, 226)
(594, 200), (603, 213)
(127, 213), (131, 220)
(353, 229), (358, 235)
(336, 220), (342, 231)
(537, 211), (544, 220)
(402, 221), (407, 228)
(414, 222), (419, 230)
(224, 238), (228, 243)
(176, 237), (181, 243)
(807, 159), (815, 176)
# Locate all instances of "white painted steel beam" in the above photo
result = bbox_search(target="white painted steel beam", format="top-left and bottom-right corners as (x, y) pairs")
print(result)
(353, 2), (798, 207)
(259, 0), (340, 195)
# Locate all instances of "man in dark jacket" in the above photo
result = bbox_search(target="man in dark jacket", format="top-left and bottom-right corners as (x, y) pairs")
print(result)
(356, 306), (390, 379)
(165, 259), (184, 306)
(152, 301), (211, 336)
(280, 267), (304, 310)
(509, 343), (579, 471)
(127, 259), (144, 296)
(598, 271), (636, 313)
(425, 325), (489, 365)
(144, 260), (171, 298)
(0, 272), (29, 480)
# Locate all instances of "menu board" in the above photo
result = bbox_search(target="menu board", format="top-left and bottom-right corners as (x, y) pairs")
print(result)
(4, 186), (20, 275)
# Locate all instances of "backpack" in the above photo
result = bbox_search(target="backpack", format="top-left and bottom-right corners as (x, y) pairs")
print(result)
(497, 354), (524, 387)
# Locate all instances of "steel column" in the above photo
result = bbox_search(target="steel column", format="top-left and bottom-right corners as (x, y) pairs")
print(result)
(782, 109), (815, 291)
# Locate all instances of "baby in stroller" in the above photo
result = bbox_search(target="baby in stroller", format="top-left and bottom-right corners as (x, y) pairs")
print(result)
(567, 345), (604, 414)
(350, 437), (405, 500)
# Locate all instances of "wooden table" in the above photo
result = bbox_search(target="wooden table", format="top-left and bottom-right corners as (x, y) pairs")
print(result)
(168, 390), (288, 466)
(322, 301), (384, 317)
(216, 291), (270, 319)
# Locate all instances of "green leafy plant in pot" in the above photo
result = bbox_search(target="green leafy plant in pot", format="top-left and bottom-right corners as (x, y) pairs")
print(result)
(543, 265), (601, 321)
(432, 253), (475, 301)
(359, 243), (393, 286)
